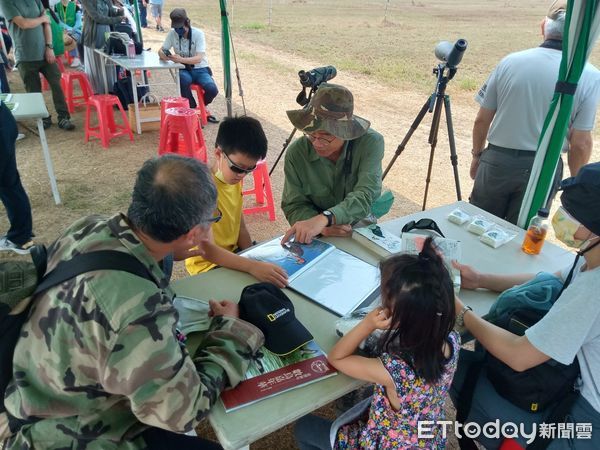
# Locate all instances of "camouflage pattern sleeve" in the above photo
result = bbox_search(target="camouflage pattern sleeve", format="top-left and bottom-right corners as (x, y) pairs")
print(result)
(101, 300), (263, 434)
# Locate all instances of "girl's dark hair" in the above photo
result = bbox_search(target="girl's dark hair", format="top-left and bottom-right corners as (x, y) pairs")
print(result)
(377, 237), (456, 383)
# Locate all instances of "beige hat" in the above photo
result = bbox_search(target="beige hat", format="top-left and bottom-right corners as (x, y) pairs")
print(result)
(547, 0), (567, 20)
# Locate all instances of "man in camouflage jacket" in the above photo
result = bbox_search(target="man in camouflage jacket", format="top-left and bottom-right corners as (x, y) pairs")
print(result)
(2, 155), (264, 449)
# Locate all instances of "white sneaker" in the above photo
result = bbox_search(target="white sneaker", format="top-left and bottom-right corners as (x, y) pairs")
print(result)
(16, 133), (25, 141)
(70, 57), (82, 68)
(0, 236), (35, 255)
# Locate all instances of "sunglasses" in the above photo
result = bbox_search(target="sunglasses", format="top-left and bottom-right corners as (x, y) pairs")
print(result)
(401, 218), (445, 238)
(303, 132), (336, 146)
(223, 152), (256, 175)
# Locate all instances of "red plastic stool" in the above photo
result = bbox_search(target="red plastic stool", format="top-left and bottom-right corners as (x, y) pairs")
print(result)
(84, 94), (134, 148)
(63, 51), (73, 66)
(160, 96), (190, 126)
(499, 438), (525, 450)
(41, 58), (66, 91)
(61, 72), (93, 113)
(159, 107), (207, 162)
(242, 160), (276, 221)
(190, 83), (209, 126)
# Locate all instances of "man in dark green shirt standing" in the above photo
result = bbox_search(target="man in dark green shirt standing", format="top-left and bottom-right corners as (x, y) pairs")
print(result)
(0, 0), (74, 130)
(281, 83), (384, 244)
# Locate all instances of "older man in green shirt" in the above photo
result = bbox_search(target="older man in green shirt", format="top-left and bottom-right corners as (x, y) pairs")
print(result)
(0, 0), (74, 130)
(281, 83), (384, 244)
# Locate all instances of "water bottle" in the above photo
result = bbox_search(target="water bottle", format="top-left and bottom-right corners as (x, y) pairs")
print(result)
(521, 208), (549, 255)
(127, 39), (135, 58)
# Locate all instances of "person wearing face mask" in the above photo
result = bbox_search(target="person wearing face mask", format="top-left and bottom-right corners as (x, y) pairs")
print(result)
(184, 116), (288, 288)
(158, 8), (219, 122)
(449, 161), (600, 449)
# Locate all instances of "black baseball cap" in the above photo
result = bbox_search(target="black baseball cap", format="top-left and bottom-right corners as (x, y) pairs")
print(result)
(170, 8), (188, 28)
(239, 283), (313, 356)
(560, 162), (600, 236)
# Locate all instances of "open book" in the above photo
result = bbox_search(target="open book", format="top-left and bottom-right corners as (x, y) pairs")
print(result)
(220, 340), (337, 412)
(401, 233), (462, 294)
(241, 237), (380, 316)
(353, 224), (404, 257)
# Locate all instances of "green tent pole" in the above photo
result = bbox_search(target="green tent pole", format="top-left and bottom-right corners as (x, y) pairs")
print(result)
(133, 1), (143, 47)
(523, 0), (596, 227)
(220, 0), (233, 117)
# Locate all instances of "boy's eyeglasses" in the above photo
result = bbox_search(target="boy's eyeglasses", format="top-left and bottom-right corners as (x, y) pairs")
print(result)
(401, 218), (445, 238)
(223, 152), (256, 175)
(303, 132), (336, 146)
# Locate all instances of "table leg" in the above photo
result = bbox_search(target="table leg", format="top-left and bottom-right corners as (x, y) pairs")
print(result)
(36, 118), (61, 205)
(101, 54), (108, 94)
(131, 71), (142, 135)
(175, 69), (181, 96)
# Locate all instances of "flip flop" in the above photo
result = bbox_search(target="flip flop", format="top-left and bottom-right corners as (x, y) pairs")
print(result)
(207, 115), (220, 124)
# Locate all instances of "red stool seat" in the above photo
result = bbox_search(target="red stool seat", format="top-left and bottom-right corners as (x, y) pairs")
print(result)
(190, 83), (209, 126)
(499, 438), (525, 450)
(160, 97), (190, 126)
(84, 94), (134, 148)
(242, 160), (276, 221)
(61, 72), (93, 113)
(158, 107), (207, 162)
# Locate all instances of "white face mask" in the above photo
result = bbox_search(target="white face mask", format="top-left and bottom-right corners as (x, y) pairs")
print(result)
(49, 0), (61, 6)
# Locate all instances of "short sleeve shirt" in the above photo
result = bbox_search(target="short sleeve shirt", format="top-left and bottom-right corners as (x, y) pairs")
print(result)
(526, 264), (600, 413)
(0, 0), (46, 63)
(476, 46), (600, 151)
(161, 27), (208, 68)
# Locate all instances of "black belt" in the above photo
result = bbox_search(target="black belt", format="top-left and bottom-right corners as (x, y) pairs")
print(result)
(488, 144), (535, 158)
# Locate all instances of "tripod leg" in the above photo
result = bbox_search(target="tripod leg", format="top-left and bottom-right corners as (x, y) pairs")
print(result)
(444, 95), (462, 201)
(269, 127), (298, 176)
(382, 98), (431, 180)
(422, 93), (444, 210)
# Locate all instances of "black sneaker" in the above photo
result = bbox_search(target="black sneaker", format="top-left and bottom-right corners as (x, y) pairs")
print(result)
(159, 26), (165, 32)
(43, 117), (52, 129)
(156, 24), (159, 30)
(206, 115), (219, 124)
(58, 118), (75, 131)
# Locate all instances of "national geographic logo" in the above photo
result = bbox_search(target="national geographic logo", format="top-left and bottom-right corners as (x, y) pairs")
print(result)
(267, 308), (290, 322)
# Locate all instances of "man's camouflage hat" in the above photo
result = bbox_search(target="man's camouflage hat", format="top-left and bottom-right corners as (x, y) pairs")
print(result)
(286, 83), (370, 140)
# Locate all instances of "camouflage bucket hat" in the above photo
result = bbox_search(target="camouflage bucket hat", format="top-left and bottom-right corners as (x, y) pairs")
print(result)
(286, 83), (370, 140)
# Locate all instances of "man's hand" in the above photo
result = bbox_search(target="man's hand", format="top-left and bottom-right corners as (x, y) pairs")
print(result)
(470, 156), (481, 180)
(39, 13), (50, 25)
(169, 54), (184, 64)
(281, 214), (328, 244)
(452, 261), (481, 290)
(249, 261), (288, 288)
(320, 224), (352, 238)
(209, 300), (239, 318)
(45, 47), (56, 64)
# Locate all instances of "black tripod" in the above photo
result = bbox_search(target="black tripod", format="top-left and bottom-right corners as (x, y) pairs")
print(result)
(383, 63), (462, 210)
(269, 85), (318, 176)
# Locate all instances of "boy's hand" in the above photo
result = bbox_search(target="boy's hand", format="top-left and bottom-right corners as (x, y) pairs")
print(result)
(249, 262), (288, 288)
(172, 245), (206, 261)
(364, 307), (392, 331)
(209, 300), (239, 318)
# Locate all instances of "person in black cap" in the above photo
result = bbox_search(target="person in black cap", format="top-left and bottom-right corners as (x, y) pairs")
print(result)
(239, 282), (313, 356)
(158, 8), (219, 122)
(450, 161), (600, 449)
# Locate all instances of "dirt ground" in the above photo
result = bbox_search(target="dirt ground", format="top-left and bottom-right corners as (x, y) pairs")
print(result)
(2, 0), (599, 448)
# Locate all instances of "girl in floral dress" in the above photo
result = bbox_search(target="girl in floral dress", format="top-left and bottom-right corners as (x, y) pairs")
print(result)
(295, 237), (460, 449)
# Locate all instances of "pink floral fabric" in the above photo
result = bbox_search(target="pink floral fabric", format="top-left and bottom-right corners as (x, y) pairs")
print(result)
(336, 331), (460, 449)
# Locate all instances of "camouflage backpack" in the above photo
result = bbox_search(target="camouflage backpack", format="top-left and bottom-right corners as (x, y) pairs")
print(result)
(0, 246), (156, 437)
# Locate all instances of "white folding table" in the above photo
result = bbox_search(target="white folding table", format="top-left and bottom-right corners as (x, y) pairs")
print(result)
(10, 93), (61, 205)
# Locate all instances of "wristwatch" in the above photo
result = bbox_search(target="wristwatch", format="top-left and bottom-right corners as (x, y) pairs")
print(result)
(456, 305), (473, 327)
(322, 210), (334, 227)
(45, 43), (53, 49)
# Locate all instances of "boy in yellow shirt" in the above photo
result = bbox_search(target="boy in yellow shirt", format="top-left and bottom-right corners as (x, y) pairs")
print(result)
(185, 117), (288, 287)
